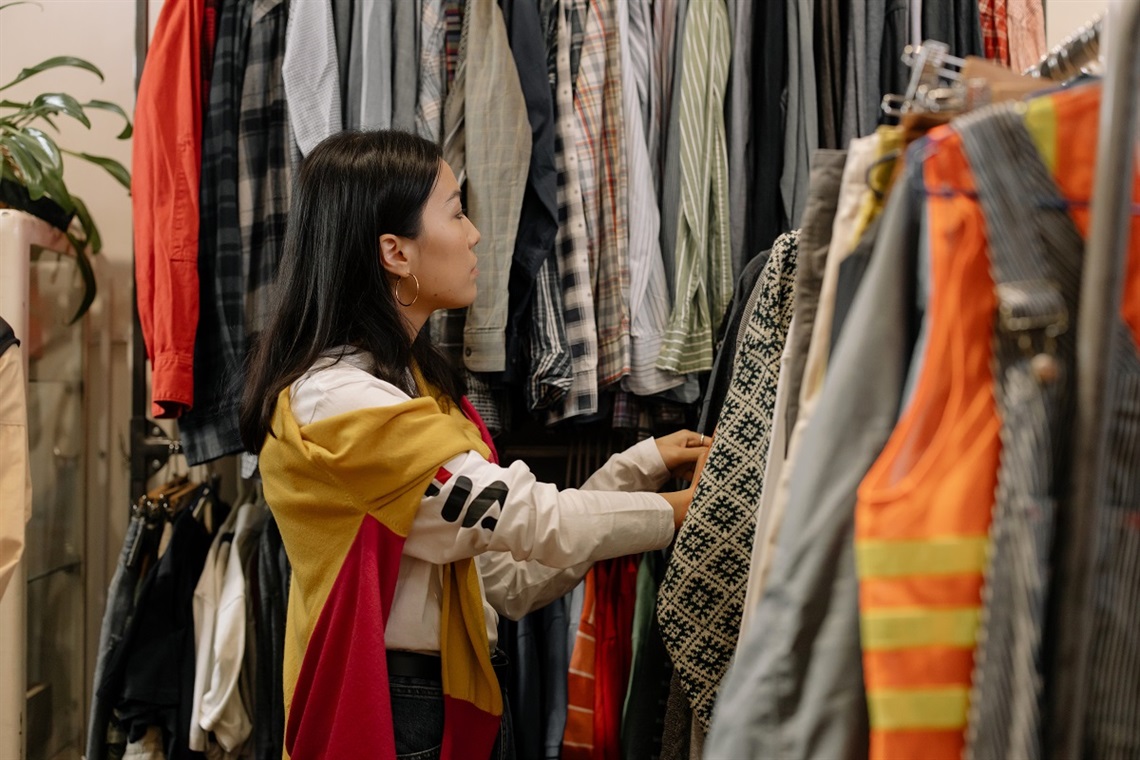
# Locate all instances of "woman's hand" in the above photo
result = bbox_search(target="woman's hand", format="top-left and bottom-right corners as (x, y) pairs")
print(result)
(661, 442), (712, 530)
(655, 429), (713, 481)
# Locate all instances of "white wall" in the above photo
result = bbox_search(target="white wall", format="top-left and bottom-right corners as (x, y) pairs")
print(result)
(0, 0), (139, 722)
(1047, 0), (1111, 48)
(0, 1), (137, 503)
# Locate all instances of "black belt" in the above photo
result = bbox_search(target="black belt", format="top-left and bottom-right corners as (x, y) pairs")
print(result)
(386, 649), (511, 684)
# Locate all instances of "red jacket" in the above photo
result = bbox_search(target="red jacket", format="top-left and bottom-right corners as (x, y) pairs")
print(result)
(133, 0), (203, 418)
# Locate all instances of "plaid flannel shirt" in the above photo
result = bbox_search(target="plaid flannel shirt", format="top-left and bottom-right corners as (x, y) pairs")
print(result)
(1006, 0), (1046, 72)
(979, 0), (1011, 65)
(460, 0), (532, 373)
(573, 0), (630, 389)
(547, 0), (600, 423)
(180, 0), (253, 464)
(527, 255), (573, 410)
(239, 0), (291, 340)
(416, 0), (447, 141)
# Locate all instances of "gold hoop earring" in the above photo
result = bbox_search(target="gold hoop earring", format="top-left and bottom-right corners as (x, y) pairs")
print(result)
(394, 274), (420, 307)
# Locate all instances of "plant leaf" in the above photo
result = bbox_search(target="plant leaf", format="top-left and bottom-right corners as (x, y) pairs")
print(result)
(64, 150), (130, 190)
(30, 92), (90, 128)
(35, 163), (75, 213)
(71, 194), (102, 255)
(0, 2), (41, 13)
(12, 127), (61, 169)
(0, 56), (104, 93)
(1, 103), (62, 132)
(1, 133), (45, 196)
(83, 99), (133, 139)
(64, 231), (98, 324)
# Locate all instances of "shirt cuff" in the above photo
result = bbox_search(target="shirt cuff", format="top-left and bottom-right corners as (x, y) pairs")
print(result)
(151, 349), (195, 418)
(462, 327), (506, 373)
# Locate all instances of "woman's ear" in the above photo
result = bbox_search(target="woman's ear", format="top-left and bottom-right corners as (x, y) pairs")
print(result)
(379, 233), (413, 278)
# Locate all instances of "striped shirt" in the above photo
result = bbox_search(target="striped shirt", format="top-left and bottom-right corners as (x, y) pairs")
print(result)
(656, 0), (733, 374)
(618, 0), (683, 396)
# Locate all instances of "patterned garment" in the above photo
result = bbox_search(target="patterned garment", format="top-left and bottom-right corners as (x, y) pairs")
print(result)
(460, 0), (533, 373)
(573, 2), (604, 267)
(464, 369), (505, 435)
(1026, 84), (1140, 760)
(657, 229), (799, 729)
(573, 0), (630, 388)
(979, 0), (1011, 64)
(957, 105), (1082, 760)
(656, 0), (733, 375)
(566, 0), (590, 86)
(433, 2), (470, 378)
(180, 0), (253, 465)
(1084, 323), (1140, 758)
(527, 255), (573, 411)
(1006, 0), (1046, 72)
(444, 0), (463, 87)
(416, 0), (447, 142)
(547, 0), (600, 423)
(238, 0), (291, 340)
(202, 0), (221, 107)
(562, 570), (598, 759)
(594, 0), (632, 389)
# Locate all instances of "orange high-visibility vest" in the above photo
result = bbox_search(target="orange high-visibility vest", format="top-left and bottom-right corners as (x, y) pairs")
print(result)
(855, 83), (1140, 760)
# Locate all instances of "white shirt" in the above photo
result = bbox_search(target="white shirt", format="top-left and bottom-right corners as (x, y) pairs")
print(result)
(290, 352), (675, 652)
(200, 501), (263, 752)
(283, 0), (342, 156)
(189, 503), (239, 753)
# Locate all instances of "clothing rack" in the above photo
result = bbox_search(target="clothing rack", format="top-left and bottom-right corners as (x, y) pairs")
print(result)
(1048, 1), (1140, 757)
(1027, 13), (1104, 80)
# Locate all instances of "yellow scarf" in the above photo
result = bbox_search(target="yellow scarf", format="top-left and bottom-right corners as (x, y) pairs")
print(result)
(260, 387), (502, 759)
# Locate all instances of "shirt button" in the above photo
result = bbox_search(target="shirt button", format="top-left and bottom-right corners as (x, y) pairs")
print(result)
(465, 348), (473, 357)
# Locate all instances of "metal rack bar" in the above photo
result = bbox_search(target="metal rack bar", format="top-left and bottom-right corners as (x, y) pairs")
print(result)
(1047, 1), (1140, 756)
(1027, 13), (1104, 80)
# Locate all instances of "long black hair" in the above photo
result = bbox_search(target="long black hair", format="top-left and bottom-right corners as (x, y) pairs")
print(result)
(239, 130), (464, 452)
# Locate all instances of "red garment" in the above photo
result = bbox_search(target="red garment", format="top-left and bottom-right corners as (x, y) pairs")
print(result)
(592, 556), (640, 760)
(459, 396), (499, 463)
(979, 0), (1011, 64)
(133, 0), (204, 418)
(563, 571), (598, 760)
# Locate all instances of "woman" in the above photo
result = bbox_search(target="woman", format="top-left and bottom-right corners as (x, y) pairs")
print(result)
(240, 130), (709, 760)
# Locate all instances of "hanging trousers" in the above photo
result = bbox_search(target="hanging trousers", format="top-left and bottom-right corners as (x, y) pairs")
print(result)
(955, 104), (1083, 760)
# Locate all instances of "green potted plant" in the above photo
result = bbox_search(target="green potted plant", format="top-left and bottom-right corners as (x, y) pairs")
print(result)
(0, 1), (132, 321)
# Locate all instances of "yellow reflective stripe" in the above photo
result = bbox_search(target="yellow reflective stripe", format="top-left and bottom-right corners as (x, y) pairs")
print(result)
(861, 607), (980, 650)
(856, 537), (990, 579)
(868, 687), (970, 730)
(1026, 95), (1058, 173)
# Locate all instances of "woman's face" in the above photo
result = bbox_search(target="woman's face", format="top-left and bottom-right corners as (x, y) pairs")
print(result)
(410, 161), (481, 311)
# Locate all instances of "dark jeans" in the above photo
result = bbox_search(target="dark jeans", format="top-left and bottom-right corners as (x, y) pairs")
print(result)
(389, 676), (514, 760)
